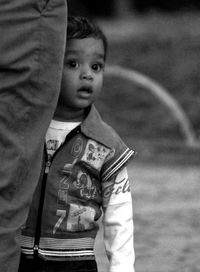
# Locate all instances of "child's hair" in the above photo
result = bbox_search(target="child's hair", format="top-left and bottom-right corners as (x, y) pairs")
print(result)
(67, 16), (108, 60)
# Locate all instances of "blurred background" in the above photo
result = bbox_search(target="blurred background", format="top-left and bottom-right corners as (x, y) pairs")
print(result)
(67, 0), (200, 164)
(67, 1), (200, 272)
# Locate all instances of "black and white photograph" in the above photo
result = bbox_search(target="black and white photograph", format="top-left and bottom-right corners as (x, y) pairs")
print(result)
(0, 1), (200, 272)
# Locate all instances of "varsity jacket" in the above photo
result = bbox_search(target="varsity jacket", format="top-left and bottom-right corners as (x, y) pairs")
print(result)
(20, 105), (135, 270)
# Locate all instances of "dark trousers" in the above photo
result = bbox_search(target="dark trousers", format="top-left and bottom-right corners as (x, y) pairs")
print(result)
(0, 1), (67, 271)
(18, 255), (98, 272)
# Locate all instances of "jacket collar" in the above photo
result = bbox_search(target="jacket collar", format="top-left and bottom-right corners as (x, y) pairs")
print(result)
(80, 105), (114, 149)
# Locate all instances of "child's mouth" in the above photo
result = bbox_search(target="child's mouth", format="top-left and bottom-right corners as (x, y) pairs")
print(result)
(77, 87), (93, 98)
(78, 87), (92, 93)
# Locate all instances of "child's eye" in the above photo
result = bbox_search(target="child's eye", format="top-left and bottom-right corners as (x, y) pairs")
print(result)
(91, 63), (104, 72)
(66, 60), (79, 69)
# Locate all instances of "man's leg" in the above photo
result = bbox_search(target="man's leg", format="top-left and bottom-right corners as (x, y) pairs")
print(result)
(0, 1), (67, 271)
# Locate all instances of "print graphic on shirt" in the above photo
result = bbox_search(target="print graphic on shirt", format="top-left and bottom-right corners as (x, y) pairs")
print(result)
(58, 167), (98, 205)
(58, 151), (101, 204)
(81, 140), (111, 171)
(57, 137), (84, 204)
(67, 203), (95, 231)
(45, 139), (59, 173)
(53, 204), (96, 234)
(73, 170), (97, 199)
(54, 159), (99, 234)
(58, 159), (76, 205)
(71, 137), (84, 158)
(53, 159), (76, 235)
(46, 139), (60, 151)
(102, 176), (131, 206)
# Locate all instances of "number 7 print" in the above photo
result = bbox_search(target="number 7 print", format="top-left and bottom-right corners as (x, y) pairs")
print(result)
(53, 209), (66, 234)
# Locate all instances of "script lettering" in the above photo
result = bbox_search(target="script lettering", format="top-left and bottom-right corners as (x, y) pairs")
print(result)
(103, 177), (130, 199)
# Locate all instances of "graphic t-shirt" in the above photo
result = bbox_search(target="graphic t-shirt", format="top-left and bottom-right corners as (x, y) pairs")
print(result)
(45, 119), (80, 173)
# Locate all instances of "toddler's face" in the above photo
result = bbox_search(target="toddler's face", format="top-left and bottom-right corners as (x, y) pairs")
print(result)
(60, 37), (105, 111)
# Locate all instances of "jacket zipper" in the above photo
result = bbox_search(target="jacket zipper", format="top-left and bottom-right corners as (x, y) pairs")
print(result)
(33, 126), (81, 255)
(33, 151), (48, 256)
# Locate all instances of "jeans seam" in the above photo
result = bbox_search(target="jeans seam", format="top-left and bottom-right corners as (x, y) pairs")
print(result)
(40, 0), (55, 13)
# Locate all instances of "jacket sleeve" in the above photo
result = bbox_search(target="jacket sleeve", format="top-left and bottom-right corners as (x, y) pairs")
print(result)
(102, 167), (135, 272)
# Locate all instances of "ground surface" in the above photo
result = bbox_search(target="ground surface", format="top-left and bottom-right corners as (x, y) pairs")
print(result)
(94, 162), (200, 272)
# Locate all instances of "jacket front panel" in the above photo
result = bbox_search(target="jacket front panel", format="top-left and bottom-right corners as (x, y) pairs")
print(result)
(21, 105), (135, 260)
(42, 134), (105, 236)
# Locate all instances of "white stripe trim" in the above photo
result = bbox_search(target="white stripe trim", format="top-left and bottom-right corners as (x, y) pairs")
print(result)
(38, 249), (94, 257)
(21, 248), (34, 255)
(39, 237), (95, 250)
(105, 150), (133, 180)
(103, 150), (134, 182)
(103, 149), (129, 177)
(20, 235), (35, 248)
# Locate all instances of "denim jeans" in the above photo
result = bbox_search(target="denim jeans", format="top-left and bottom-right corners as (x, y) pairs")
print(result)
(18, 255), (98, 272)
(0, 1), (67, 271)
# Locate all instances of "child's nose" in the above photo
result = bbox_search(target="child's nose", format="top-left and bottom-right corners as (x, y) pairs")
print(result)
(80, 67), (93, 81)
